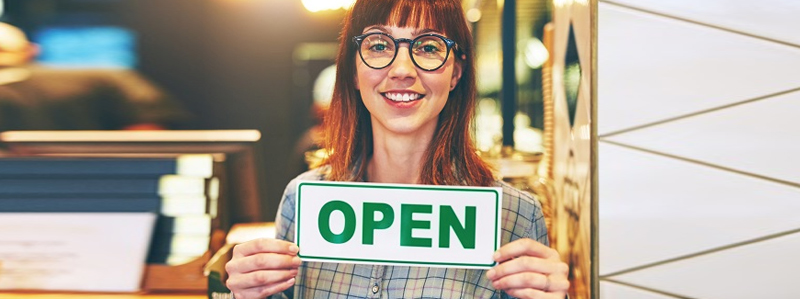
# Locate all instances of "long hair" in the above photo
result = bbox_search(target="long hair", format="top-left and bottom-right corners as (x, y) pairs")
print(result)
(321, 0), (494, 186)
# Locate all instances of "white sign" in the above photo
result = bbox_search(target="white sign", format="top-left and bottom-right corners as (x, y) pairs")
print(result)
(295, 181), (502, 269)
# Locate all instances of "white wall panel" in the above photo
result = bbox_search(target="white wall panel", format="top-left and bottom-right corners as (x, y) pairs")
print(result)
(599, 0), (800, 298)
(598, 3), (800, 135)
(607, 90), (800, 184)
(604, 0), (800, 46)
(613, 232), (800, 299)
(599, 142), (800, 275)
(600, 281), (677, 299)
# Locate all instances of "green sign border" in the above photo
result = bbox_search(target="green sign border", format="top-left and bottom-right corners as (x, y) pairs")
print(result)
(296, 181), (501, 268)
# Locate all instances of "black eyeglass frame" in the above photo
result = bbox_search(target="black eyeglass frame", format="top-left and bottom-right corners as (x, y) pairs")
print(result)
(353, 32), (461, 72)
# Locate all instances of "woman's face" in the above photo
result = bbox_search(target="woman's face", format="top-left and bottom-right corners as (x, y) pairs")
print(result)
(355, 25), (462, 139)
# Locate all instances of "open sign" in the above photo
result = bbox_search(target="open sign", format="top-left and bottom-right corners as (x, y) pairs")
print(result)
(295, 181), (502, 269)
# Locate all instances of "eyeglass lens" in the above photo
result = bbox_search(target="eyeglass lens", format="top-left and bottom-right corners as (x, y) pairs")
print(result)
(360, 34), (450, 70)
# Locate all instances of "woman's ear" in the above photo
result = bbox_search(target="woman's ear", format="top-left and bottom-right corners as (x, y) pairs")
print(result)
(449, 61), (463, 91)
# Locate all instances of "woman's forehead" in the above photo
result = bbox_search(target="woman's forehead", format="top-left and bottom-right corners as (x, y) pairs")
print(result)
(361, 24), (442, 35)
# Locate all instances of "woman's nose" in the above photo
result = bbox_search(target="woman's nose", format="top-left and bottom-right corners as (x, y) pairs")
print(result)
(388, 47), (417, 80)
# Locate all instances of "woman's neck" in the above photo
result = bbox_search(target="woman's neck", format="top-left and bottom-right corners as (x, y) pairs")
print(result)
(367, 130), (432, 185)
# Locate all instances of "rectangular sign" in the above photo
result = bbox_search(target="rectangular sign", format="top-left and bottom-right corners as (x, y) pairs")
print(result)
(295, 181), (502, 269)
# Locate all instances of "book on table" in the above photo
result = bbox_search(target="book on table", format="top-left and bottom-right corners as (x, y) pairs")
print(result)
(0, 130), (266, 292)
(0, 130), (265, 230)
(0, 194), (214, 218)
(0, 175), (217, 196)
(0, 196), (213, 265)
(0, 154), (214, 178)
(147, 232), (212, 265)
(0, 154), (220, 292)
(0, 183), (219, 266)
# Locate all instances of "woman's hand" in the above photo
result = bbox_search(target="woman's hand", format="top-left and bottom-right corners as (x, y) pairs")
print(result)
(225, 239), (302, 299)
(486, 238), (570, 299)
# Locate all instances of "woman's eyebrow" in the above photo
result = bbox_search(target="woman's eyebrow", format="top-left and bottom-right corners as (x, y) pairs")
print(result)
(363, 25), (388, 33)
(413, 28), (443, 36)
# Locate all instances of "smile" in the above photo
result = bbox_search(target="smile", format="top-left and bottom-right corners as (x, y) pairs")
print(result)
(382, 92), (424, 102)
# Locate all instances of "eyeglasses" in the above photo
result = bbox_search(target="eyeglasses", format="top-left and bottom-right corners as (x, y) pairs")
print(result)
(353, 32), (459, 71)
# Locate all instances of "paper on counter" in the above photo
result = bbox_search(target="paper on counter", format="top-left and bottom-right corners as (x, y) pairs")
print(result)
(0, 213), (156, 292)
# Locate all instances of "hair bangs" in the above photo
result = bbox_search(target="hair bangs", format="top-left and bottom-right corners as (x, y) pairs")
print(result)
(351, 0), (453, 36)
(386, 0), (448, 35)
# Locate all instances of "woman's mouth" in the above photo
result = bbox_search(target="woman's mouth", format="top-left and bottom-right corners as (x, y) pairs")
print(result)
(382, 92), (424, 102)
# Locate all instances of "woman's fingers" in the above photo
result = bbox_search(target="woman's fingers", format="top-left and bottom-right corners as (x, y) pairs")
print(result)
(491, 271), (547, 290)
(225, 238), (303, 298)
(226, 268), (298, 290)
(487, 238), (571, 298)
(231, 238), (299, 258)
(504, 287), (558, 299)
(230, 276), (297, 299)
(491, 271), (570, 294)
(493, 238), (559, 263)
(226, 252), (302, 276)
(488, 255), (569, 278)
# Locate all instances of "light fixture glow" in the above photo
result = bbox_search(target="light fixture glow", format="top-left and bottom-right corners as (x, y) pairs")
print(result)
(553, 0), (573, 8)
(466, 8), (482, 23)
(523, 37), (549, 69)
(302, 0), (355, 12)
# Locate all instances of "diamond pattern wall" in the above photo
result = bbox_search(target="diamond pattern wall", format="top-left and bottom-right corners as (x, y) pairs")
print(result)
(598, 0), (800, 298)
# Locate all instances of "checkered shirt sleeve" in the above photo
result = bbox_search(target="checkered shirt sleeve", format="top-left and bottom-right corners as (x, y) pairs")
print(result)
(271, 168), (549, 299)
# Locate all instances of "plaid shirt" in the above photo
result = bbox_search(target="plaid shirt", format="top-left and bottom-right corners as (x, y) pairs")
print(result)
(273, 168), (549, 299)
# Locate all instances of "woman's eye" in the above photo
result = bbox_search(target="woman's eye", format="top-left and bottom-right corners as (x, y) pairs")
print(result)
(421, 45), (439, 53)
(415, 42), (444, 56)
(371, 44), (387, 51)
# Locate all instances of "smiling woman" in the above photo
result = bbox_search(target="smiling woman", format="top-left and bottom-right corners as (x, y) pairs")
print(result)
(224, 0), (571, 298)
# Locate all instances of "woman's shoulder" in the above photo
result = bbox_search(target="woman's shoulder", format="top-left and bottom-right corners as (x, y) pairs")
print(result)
(294, 166), (330, 182)
(282, 166), (331, 196)
(491, 179), (543, 214)
(492, 179), (548, 243)
(492, 179), (537, 202)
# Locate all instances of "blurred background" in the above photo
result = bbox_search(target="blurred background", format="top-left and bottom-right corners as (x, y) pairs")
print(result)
(0, 0), (566, 225)
(0, 0), (348, 222)
(0, 1), (595, 298)
(3, 0), (800, 298)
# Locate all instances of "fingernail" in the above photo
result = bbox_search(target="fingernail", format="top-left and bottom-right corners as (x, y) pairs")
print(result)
(486, 269), (495, 279)
(292, 256), (302, 265)
(492, 251), (500, 261)
(287, 277), (295, 285)
(289, 244), (299, 253)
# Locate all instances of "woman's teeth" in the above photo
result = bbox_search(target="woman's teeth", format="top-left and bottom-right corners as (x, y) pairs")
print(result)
(384, 92), (421, 102)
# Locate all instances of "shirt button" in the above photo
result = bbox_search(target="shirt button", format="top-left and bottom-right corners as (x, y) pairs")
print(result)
(372, 284), (379, 294)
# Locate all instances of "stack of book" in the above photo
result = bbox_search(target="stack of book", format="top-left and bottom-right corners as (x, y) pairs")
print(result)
(0, 154), (219, 266)
(0, 130), (264, 292)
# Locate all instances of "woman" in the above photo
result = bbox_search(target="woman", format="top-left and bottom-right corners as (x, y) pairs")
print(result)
(225, 0), (569, 298)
